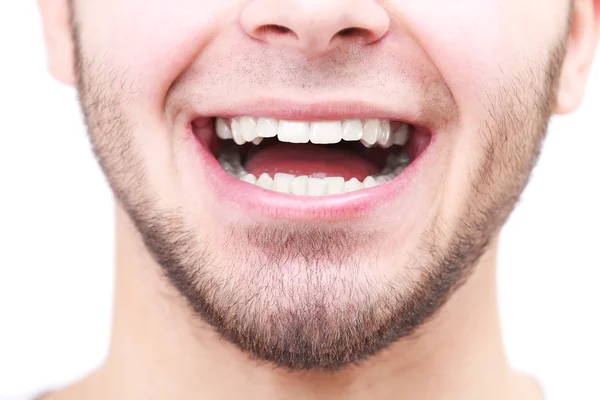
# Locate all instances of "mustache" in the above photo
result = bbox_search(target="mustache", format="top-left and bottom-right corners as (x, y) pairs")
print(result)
(166, 46), (458, 130)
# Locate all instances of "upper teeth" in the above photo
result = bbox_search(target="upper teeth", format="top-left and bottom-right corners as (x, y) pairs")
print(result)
(215, 117), (411, 147)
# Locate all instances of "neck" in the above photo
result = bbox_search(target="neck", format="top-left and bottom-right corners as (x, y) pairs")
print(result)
(60, 202), (532, 400)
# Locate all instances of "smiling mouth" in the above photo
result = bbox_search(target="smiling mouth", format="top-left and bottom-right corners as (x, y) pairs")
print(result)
(195, 116), (432, 197)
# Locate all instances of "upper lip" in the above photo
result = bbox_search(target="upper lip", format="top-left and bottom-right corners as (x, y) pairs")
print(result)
(186, 97), (431, 130)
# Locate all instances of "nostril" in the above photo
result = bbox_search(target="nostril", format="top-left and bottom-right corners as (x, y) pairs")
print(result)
(270, 24), (292, 34)
(240, 0), (390, 52)
(337, 27), (362, 37)
(335, 27), (379, 44)
(258, 24), (298, 38)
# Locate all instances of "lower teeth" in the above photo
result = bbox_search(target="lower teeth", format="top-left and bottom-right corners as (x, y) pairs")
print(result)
(217, 146), (410, 196)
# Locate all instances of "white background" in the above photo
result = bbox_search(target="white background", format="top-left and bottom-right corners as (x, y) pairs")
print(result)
(0, 2), (598, 400)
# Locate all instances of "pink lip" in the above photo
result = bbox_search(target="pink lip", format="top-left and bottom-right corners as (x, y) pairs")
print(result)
(186, 121), (436, 222)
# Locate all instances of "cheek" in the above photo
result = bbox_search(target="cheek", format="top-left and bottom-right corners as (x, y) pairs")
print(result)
(405, 0), (568, 126)
(76, 0), (226, 199)
(77, 0), (223, 113)
(400, 0), (565, 218)
(403, 0), (561, 117)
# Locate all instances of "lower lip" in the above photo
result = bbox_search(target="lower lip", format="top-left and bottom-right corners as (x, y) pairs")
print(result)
(186, 124), (435, 221)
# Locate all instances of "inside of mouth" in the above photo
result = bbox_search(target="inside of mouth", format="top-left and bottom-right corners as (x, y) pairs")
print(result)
(244, 141), (384, 180)
(206, 117), (430, 196)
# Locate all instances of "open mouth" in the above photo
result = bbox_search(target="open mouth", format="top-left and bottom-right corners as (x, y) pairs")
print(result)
(194, 117), (431, 197)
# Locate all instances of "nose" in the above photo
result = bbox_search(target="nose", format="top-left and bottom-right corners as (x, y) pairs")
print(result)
(240, 0), (390, 56)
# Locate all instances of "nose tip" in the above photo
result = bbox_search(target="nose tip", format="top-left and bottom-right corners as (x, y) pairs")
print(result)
(240, 0), (390, 56)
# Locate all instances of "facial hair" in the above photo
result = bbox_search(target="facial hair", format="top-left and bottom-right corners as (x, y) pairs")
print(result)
(69, 10), (567, 371)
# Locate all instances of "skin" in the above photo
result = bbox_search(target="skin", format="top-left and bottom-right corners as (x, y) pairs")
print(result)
(38, 0), (599, 398)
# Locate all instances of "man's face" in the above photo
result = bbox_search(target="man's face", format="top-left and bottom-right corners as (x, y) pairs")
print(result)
(59, 0), (571, 369)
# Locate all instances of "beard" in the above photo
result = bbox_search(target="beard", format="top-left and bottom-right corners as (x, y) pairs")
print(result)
(70, 18), (567, 371)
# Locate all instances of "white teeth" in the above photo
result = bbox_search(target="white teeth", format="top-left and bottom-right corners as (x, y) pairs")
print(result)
(325, 177), (345, 195)
(310, 121), (343, 144)
(393, 124), (410, 145)
(247, 173), (394, 195)
(217, 143), (412, 196)
(290, 175), (309, 195)
(252, 137), (263, 145)
(342, 119), (363, 141)
(256, 173), (274, 190)
(278, 120), (310, 143)
(217, 117), (412, 148)
(242, 174), (257, 184)
(378, 120), (392, 148)
(257, 117), (279, 138)
(239, 116), (258, 142)
(362, 119), (380, 146)
(273, 173), (294, 193)
(216, 118), (233, 140)
(231, 119), (246, 145)
(363, 176), (377, 188)
(360, 139), (374, 148)
(307, 177), (328, 196)
(343, 178), (364, 193)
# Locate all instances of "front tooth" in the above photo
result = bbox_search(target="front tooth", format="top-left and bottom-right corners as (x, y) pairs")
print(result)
(273, 173), (294, 193)
(216, 118), (233, 140)
(290, 175), (309, 195)
(363, 176), (377, 188)
(242, 174), (257, 184)
(257, 118), (279, 138)
(343, 178), (364, 192)
(307, 178), (328, 196)
(278, 120), (310, 143)
(240, 117), (258, 142)
(342, 119), (363, 141)
(325, 177), (345, 195)
(252, 137), (263, 145)
(362, 119), (380, 145)
(256, 173), (274, 190)
(231, 118), (246, 145)
(393, 124), (410, 145)
(310, 121), (343, 144)
(379, 120), (393, 147)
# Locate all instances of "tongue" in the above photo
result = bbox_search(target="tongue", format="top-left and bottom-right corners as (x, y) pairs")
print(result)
(244, 143), (379, 181)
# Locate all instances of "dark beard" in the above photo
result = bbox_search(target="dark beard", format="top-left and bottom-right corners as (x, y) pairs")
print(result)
(69, 10), (566, 370)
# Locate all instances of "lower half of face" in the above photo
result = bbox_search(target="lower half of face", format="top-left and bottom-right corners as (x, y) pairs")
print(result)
(72, 0), (568, 371)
